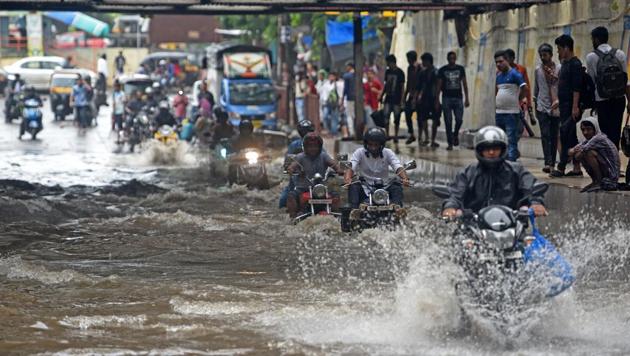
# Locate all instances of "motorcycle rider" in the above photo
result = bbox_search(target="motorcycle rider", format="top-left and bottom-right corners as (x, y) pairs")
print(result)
(231, 119), (264, 152)
(125, 90), (145, 118)
(279, 120), (316, 208)
(5, 73), (25, 121)
(18, 85), (43, 140)
(152, 100), (177, 128)
(441, 126), (548, 218)
(344, 127), (410, 208)
(209, 107), (234, 148)
(286, 132), (345, 218)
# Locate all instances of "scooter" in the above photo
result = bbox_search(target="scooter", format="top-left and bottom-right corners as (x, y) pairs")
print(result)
(22, 98), (43, 140)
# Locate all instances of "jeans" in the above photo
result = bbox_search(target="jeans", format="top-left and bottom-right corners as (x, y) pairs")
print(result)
(403, 101), (416, 135)
(495, 113), (521, 161)
(348, 182), (403, 208)
(443, 97), (464, 146)
(323, 105), (340, 135)
(364, 106), (375, 128)
(344, 100), (355, 137)
(383, 102), (402, 134)
(595, 96), (626, 149)
(295, 97), (305, 122)
(75, 106), (90, 128)
(557, 106), (579, 171)
(278, 179), (295, 208)
(537, 111), (560, 167)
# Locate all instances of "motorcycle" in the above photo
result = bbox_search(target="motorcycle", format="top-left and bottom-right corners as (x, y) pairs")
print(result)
(293, 170), (340, 224)
(227, 148), (270, 189)
(121, 110), (151, 153)
(432, 183), (574, 336)
(22, 98), (43, 140)
(154, 125), (179, 145)
(341, 160), (417, 232)
(5, 92), (23, 123)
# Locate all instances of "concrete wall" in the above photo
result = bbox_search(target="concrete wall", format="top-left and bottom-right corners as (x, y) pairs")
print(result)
(391, 0), (629, 132)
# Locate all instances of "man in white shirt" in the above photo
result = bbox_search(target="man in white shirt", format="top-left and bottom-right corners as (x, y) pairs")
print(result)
(344, 127), (410, 208)
(318, 72), (343, 136)
(585, 26), (630, 150)
(97, 54), (108, 79)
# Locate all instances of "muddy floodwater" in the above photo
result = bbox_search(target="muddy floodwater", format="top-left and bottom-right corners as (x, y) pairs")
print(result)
(1, 101), (629, 355)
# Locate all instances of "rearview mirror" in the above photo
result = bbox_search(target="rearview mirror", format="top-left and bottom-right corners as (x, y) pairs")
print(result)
(404, 160), (417, 171)
(431, 185), (450, 199)
(530, 182), (549, 197)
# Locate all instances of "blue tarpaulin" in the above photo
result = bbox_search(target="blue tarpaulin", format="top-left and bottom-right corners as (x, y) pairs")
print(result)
(45, 12), (110, 37)
(326, 16), (377, 46)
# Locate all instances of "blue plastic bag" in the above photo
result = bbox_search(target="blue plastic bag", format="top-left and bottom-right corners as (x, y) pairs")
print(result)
(523, 210), (575, 297)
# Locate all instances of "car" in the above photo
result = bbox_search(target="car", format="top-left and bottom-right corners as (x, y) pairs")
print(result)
(2, 56), (67, 91)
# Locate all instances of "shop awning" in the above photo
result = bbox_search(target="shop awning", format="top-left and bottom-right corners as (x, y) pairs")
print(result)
(45, 12), (110, 37)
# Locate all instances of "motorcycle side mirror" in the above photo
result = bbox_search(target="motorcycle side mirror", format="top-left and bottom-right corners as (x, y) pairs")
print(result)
(404, 160), (417, 171)
(431, 185), (450, 199)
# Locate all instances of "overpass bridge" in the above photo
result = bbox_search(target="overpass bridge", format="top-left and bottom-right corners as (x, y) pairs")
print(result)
(0, 0), (557, 14)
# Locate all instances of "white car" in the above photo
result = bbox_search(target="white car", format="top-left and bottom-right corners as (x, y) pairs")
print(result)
(3, 56), (66, 91)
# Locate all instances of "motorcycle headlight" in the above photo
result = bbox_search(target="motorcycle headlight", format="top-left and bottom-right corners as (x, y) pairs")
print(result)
(220, 148), (227, 158)
(245, 151), (259, 165)
(481, 228), (516, 250)
(312, 184), (327, 199)
(372, 189), (389, 205)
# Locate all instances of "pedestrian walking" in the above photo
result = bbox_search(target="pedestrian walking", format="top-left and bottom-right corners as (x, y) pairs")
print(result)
(70, 76), (92, 132)
(586, 26), (630, 150)
(115, 51), (126, 77)
(379, 54), (405, 141)
(295, 71), (308, 123)
(403, 51), (421, 145)
(437, 51), (470, 150)
(494, 50), (528, 161)
(319, 71), (342, 136)
(550, 34), (584, 177)
(111, 81), (126, 131)
(534, 43), (561, 173)
(341, 61), (356, 139)
(363, 68), (383, 130)
(417, 52), (440, 148)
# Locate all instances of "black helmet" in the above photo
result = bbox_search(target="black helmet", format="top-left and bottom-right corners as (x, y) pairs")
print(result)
(297, 120), (315, 137)
(239, 119), (254, 135)
(473, 126), (508, 169)
(302, 132), (323, 155)
(363, 127), (387, 157)
(213, 107), (228, 122)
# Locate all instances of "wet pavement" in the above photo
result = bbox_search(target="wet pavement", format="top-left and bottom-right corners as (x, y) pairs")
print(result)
(1, 98), (630, 355)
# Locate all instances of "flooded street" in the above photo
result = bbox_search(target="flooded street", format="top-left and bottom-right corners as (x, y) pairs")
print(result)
(1, 100), (629, 355)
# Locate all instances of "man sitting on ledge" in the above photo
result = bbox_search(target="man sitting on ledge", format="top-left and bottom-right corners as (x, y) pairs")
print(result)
(569, 116), (620, 192)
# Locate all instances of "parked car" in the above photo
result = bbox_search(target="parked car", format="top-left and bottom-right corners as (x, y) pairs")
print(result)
(2, 56), (66, 91)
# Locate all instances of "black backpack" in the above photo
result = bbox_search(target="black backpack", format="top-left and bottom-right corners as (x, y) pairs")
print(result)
(594, 48), (628, 99)
(580, 66), (596, 110)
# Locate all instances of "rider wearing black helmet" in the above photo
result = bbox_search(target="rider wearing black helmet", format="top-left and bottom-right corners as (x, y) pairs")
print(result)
(344, 127), (410, 208)
(209, 107), (234, 148)
(232, 118), (263, 152)
(286, 132), (345, 218)
(441, 126), (547, 218)
(18, 85), (43, 139)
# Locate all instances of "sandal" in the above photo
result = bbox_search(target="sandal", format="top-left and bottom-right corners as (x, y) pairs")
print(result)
(549, 170), (565, 178)
(565, 171), (584, 177)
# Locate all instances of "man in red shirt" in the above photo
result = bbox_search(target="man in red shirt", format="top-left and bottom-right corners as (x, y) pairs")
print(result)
(363, 68), (383, 130)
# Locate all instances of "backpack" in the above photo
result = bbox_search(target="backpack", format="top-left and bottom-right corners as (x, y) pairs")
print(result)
(326, 83), (339, 108)
(594, 48), (628, 99)
(579, 66), (596, 110)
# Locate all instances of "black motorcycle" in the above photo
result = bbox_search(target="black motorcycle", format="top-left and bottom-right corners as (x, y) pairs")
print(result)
(341, 160), (416, 232)
(5, 92), (23, 123)
(432, 184), (558, 336)
(122, 109), (151, 153)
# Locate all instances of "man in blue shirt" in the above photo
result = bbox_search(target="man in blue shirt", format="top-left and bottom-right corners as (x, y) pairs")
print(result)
(494, 50), (528, 161)
(70, 76), (92, 130)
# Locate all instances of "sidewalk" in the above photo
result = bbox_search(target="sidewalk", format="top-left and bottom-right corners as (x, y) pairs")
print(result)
(334, 134), (630, 196)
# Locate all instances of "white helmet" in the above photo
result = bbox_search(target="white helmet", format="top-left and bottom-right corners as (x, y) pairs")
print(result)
(473, 126), (508, 168)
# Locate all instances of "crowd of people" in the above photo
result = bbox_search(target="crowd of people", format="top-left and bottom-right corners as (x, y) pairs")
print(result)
(494, 26), (629, 192)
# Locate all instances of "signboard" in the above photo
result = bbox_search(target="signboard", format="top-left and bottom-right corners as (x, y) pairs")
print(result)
(26, 12), (43, 56)
(223, 52), (272, 79)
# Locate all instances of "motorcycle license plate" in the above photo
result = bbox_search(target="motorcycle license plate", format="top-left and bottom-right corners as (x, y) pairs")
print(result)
(29, 121), (38, 128)
(505, 250), (523, 259)
(309, 199), (332, 205)
(366, 205), (393, 212)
